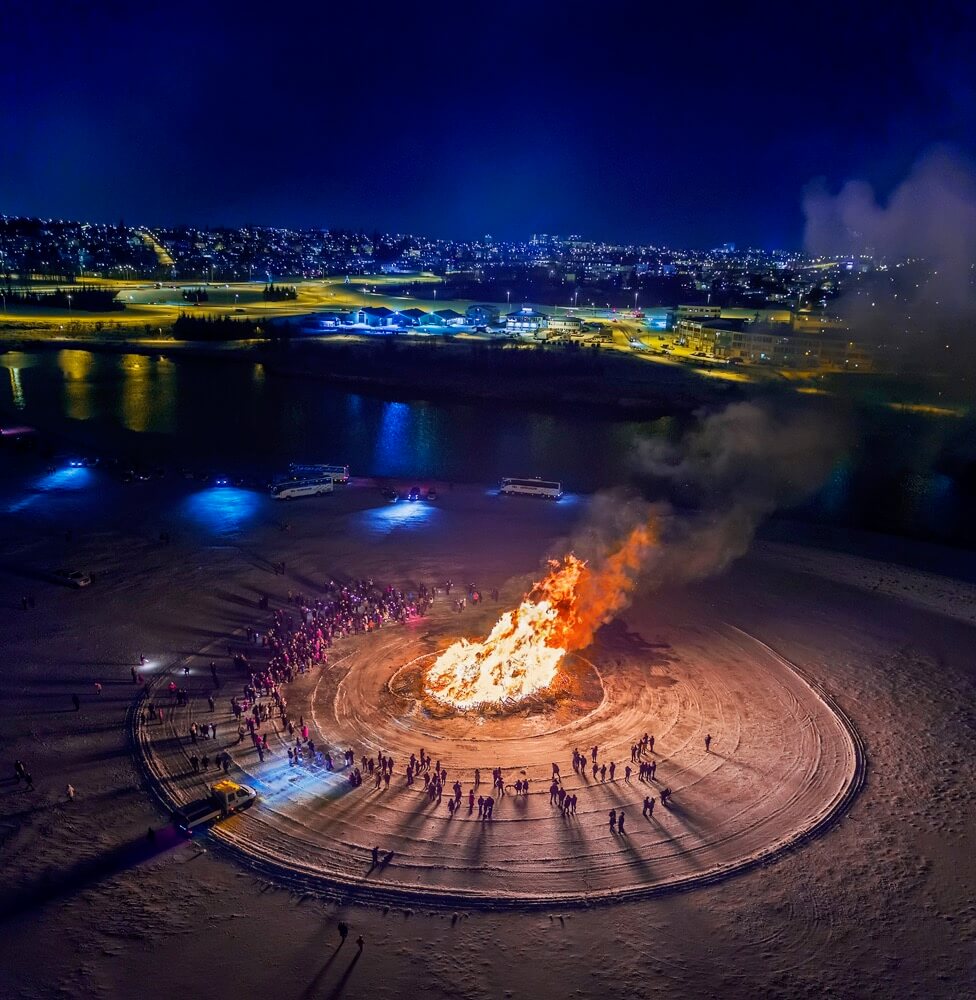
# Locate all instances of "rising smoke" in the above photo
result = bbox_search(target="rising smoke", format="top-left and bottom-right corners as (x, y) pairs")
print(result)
(802, 147), (976, 368)
(562, 399), (846, 646)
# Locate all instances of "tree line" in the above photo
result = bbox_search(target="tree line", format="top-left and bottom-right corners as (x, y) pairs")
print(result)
(0, 286), (124, 311)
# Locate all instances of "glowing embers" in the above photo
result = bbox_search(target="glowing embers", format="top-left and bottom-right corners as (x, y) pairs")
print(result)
(424, 555), (586, 710)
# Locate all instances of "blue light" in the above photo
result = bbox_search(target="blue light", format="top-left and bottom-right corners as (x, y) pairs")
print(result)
(245, 757), (359, 806)
(37, 466), (92, 490)
(357, 499), (439, 534)
(373, 401), (412, 475)
(4, 465), (93, 514)
(181, 487), (260, 535)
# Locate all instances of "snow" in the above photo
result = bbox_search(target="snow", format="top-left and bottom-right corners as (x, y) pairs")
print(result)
(0, 473), (972, 998)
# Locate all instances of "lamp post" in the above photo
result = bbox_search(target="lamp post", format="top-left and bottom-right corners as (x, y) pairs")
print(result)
(67, 293), (72, 315)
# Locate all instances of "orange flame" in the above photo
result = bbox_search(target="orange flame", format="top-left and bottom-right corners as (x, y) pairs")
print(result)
(424, 524), (657, 710)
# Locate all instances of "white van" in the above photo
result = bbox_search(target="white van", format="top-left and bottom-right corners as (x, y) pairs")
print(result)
(287, 463), (350, 484)
(270, 476), (334, 500)
(498, 477), (563, 500)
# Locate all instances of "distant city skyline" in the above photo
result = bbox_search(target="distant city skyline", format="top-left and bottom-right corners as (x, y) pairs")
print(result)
(2, 3), (974, 248)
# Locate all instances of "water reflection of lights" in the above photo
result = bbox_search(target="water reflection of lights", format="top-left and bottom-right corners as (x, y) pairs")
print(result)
(373, 402), (411, 475)
(120, 354), (150, 433)
(182, 487), (260, 534)
(59, 349), (94, 421)
(8, 367), (25, 409)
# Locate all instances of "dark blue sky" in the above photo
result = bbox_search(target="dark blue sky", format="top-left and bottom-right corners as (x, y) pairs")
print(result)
(2, 0), (974, 247)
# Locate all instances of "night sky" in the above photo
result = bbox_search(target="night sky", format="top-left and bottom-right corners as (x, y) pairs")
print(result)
(2, 0), (974, 246)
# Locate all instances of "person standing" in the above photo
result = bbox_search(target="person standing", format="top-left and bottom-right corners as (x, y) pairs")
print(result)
(337, 921), (348, 945)
(618, 810), (626, 833)
(704, 733), (712, 752)
(66, 783), (75, 802)
(608, 808), (617, 832)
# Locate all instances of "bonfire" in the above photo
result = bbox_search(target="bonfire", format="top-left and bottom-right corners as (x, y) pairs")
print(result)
(427, 521), (654, 710)
(424, 555), (588, 710)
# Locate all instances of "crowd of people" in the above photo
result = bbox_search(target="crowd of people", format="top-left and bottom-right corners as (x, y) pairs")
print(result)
(141, 573), (710, 843)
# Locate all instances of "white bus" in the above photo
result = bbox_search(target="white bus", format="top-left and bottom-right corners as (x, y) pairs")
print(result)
(499, 477), (563, 500)
(287, 463), (350, 484)
(270, 476), (334, 500)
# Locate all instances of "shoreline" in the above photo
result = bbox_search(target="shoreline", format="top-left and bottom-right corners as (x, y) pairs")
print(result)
(0, 330), (739, 418)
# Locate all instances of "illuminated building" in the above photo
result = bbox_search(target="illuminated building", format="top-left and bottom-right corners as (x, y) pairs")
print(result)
(545, 315), (584, 336)
(465, 304), (500, 326)
(680, 318), (872, 368)
(505, 307), (549, 333)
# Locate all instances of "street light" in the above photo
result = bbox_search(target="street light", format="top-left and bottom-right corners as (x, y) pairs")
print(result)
(67, 293), (72, 314)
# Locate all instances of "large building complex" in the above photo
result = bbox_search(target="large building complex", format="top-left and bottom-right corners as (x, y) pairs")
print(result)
(678, 316), (872, 369)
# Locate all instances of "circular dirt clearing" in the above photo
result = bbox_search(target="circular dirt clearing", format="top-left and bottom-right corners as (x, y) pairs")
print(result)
(140, 617), (862, 907)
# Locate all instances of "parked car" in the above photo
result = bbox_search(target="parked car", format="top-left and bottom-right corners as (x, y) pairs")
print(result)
(172, 781), (257, 834)
(49, 568), (92, 589)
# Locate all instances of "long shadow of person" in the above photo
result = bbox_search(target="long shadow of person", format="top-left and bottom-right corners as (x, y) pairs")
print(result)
(324, 951), (362, 1000)
(299, 944), (343, 999)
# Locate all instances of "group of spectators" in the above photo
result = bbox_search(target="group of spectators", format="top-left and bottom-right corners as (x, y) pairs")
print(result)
(163, 574), (683, 837)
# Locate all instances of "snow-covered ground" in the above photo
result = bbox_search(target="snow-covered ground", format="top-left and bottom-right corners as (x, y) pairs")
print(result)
(140, 613), (859, 907)
(0, 471), (972, 998)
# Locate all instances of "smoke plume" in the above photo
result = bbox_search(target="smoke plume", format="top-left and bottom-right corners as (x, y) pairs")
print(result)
(564, 399), (845, 642)
(802, 147), (976, 368)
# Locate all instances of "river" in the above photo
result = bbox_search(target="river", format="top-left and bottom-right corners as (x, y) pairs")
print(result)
(1, 347), (973, 547)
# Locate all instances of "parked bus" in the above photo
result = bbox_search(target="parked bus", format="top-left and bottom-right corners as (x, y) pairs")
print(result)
(270, 476), (334, 500)
(498, 477), (563, 500)
(287, 463), (350, 484)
